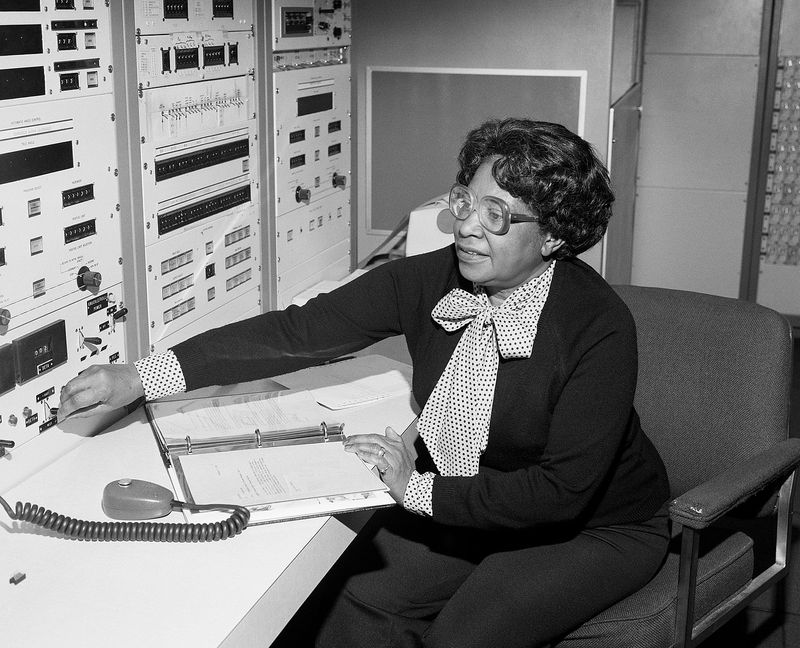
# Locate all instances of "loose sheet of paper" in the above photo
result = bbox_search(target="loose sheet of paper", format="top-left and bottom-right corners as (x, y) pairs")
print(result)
(177, 441), (386, 506)
(275, 355), (412, 409)
(150, 390), (327, 444)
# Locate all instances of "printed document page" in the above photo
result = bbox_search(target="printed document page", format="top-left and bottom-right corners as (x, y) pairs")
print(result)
(149, 390), (327, 444)
(177, 441), (387, 507)
(275, 355), (412, 409)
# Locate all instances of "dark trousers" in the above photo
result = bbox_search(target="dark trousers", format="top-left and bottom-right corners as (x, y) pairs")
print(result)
(312, 506), (669, 648)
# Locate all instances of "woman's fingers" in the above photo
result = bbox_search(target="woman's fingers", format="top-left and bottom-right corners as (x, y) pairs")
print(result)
(58, 364), (144, 422)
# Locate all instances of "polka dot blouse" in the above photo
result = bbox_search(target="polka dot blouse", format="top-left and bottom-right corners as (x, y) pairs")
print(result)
(134, 350), (186, 401)
(406, 261), (555, 516)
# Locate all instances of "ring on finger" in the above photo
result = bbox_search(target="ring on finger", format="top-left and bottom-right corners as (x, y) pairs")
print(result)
(378, 447), (386, 458)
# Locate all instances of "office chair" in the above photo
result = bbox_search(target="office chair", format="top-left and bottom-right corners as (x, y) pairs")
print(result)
(557, 286), (800, 648)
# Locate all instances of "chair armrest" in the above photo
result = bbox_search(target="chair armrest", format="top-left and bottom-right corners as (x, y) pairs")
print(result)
(670, 438), (800, 529)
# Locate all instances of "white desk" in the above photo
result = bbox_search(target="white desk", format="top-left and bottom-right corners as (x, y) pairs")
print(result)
(0, 362), (415, 648)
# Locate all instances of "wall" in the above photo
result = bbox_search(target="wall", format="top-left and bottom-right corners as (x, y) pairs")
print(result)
(632, 0), (764, 296)
(351, 0), (617, 271)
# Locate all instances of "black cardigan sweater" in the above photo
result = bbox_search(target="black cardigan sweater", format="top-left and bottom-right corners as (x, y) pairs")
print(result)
(172, 245), (669, 532)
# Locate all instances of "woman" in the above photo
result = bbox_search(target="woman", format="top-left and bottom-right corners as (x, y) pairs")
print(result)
(59, 118), (670, 647)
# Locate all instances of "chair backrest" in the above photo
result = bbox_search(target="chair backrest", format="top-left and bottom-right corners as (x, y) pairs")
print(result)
(613, 285), (793, 500)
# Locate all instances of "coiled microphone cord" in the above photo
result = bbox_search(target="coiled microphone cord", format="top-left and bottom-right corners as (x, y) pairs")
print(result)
(0, 494), (250, 542)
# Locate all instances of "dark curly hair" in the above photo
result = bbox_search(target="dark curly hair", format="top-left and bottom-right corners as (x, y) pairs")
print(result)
(456, 118), (614, 259)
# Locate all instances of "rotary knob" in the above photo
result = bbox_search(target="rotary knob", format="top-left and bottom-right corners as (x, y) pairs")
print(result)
(332, 173), (347, 189)
(77, 266), (102, 290)
(295, 186), (311, 203)
(0, 308), (10, 326)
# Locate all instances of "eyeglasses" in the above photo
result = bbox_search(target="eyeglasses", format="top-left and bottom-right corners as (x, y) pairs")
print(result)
(448, 183), (538, 235)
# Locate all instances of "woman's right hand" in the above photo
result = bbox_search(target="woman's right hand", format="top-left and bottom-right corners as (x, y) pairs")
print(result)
(58, 364), (145, 423)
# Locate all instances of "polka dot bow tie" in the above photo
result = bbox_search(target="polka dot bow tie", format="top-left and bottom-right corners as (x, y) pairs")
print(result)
(431, 288), (541, 360)
(418, 263), (555, 476)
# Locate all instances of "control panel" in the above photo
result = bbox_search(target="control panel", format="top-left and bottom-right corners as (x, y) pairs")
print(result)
(134, 0), (261, 352)
(271, 0), (352, 308)
(0, 1), (126, 449)
(271, 0), (351, 51)
(0, 0), (113, 107)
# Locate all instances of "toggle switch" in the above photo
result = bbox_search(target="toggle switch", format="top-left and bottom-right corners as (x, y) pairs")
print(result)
(83, 336), (102, 345)
(0, 438), (14, 458)
(112, 307), (128, 321)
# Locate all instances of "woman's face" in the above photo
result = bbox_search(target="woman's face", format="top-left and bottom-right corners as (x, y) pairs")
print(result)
(453, 158), (562, 304)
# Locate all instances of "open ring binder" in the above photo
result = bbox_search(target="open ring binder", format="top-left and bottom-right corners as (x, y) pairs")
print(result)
(143, 384), (405, 525)
(181, 422), (346, 455)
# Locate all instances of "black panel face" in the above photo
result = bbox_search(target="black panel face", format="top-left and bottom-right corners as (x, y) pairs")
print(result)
(297, 92), (333, 117)
(0, 140), (73, 185)
(0, 24), (42, 56)
(0, 0), (41, 11)
(0, 66), (45, 101)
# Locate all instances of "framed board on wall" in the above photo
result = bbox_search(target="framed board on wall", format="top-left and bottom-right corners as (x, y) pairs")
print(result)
(364, 67), (586, 236)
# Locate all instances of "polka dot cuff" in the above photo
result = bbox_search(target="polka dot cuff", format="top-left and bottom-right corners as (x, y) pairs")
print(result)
(134, 350), (187, 401)
(402, 470), (435, 516)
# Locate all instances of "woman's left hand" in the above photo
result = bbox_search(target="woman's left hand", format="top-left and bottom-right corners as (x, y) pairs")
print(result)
(344, 426), (415, 503)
